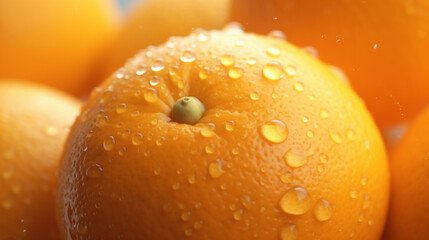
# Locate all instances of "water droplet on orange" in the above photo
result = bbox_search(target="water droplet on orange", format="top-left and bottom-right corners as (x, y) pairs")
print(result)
(209, 160), (224, 178)
(201, 124), (216, 138)
(350, 188), (358, 199)
(268, 30), (287, 40)
(285, 65), (297, 77)
(262, 62), (285, 82)
(132, 133), (144, 146)
(320, 109), (329, 118)
(151, 58), (165, 72)
(267, 44), (281, 57)
(221, 54), (235, 67)
(233, 209), (243, 221)
(180, 49), (196, 63)
(329, 131), (343, 144)
(260, 120), (288, 144)
(205, 144), (215, 154)
(199, 67), (210, 80)
(280, 223), (298, 240)
(284, 151), (307, 168)
(228, 66), (244, 79)
(314, 199), (333, 221)
(116, 103), (127, 114)
(143, 88), (158, 103)
(293, 82), (304, 92)
(103, 136), (115, 151)
(279, 187), (311, 215)
(250, 92), (260, 100)
(86, 164), (103, 178)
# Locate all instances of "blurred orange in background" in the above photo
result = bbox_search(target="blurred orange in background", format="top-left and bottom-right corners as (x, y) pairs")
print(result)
(0, 0), (121, 96)
(0, 81), (81, 240)
(231, 0), (429, 128)
(97, 0), (230, 82)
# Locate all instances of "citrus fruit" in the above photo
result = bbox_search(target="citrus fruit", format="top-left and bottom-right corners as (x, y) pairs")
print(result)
(0, 0), (120, 96)
(98, 0), (230, 82)
(384, 105), (429, 240)
(231, 0), (429, 128)
(0, 81), (81, 239)
(57, 28), (389, 239)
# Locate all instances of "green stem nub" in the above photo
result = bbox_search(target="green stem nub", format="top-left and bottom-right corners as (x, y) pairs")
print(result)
(171, 97), (205, 125)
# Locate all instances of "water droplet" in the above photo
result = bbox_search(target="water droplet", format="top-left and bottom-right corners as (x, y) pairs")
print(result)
(284, 151), (307, 168)
(279, 187), (311, 215)
(172, 182), (180, 190)
(233, 209), (243, 221)
(301, 116), (309, 123)
(250, 92), (260, 100)
(306, 130), (314, 138)
(132, 133), (144, 146)
(260, 120), (288, 144)
(154, 168), (161, 175)
(116, 103), (127, 114)
(262, 62), (285, 82)
(317, 164), (325, 173)
(285, 65), (297, 77)
(231, 148), (239, 155)
(144, 88), (158, 103)
(201, 125), (216, 138)
(319, 153), (328, 164)
(363, 194), (371, 209)
(184, 228), (193, 237)
(246, 57), (257, 65)
(358, 212), (365, 223)
(228, 66), (244, 79)
(267, 44), (281, 57)
(268, 30), (287, 40)
(223, 22), (244, 34)
(329, 131), (343, 144)
(193, 220), (203, 230)
(235, 39), (245, 47)
(240, 195), (252, 209)
(86, 164), (103, 178)
(209, 160), (224, 178)
(302, 46), (319, 58)
(350, 188), (358, 199)
(103, 136), (115, 151)
(347, 129), (356, 141)
(136, 65), (147, 76)
(361, 176), (368, 186)
(199, 67), (210, 80)
(76, 222), (88, 235)
(115, 68), (125, 79)
(319, 109), (329, 118)
(368, 217), (374, 225)
(180, 49), (196, 63)
(314, 199), (333, 221)
(149, 76), (160, 86)
(197, 31), (209, 42)
(221, 54), (235, 67)
(151, 59), (165, 72)
(181, 211), (191, 221)
(204, 144), (215, 154)
(188, 175), (196, 184)
(280, 223), (298, 240)
(293, 82), (304, 92)
(279, 173), (292, 183)
(225, 120), (235, 131)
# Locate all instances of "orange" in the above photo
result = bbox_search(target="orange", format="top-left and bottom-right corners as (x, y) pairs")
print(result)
(0, 0), (120, 96)
(0, 81), (81, 239)
(384, 105), (429, 240)
(231, 0), (429, 128)
(98, 0), (230, 82)
(57, 28), (389, 239)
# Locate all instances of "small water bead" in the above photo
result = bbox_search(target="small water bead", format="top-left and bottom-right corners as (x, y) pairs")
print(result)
(319, 153), (328, 164)
(149, 76), (160, 86)
(208, 160), (224, 178)
(350, 188), (358, 199)
(223, 22), (244, 34)
(156, 137), (165, 146)
(76, 222), (88, 235)
(172, 182), (180, 190)
(197, 31), (209, 42)
(329, 131), (343, 144)
(368, 217), (374, 225)
(233, 209), (243, 221)
(361, 175), (368, 186)
(268, 30), (287, 40)
(193, 220), (203, 230)
(279, 187), (311, 215)
(200, 125), (216, 138)
(314, 199), (333, 221)
(235, 39), (245, 47)
(284, 151), (307, 168)
(131, 133), (144, 146)
(221, 54), (235, 67)
(184, 228), (193, 237)
(358, 212), (365, 223)
(115, 68), (125, 79)
(363, 194), (371, 209)
(301, 116), (309, 123)
(204, 144), (215, 154)
(228, 66), (244, 79)
(151, 59), (165, 72)
(181, 211), (191, 221)
(116, 103), (127, 114)
(135, 65), (147, 76)
(293, 82), (304, 92)
(266, 43), (281, 58)
(240, 195), (252, 209)
(199, 67), (210, 80)
(180, 49), (196, 63)
(143, 88), (158, 103)
(279, 173), (292, 183)
(225, 120), (235, 131)
(44, 125), (58, 137)
(231, 148), (239, 155)
(271, 93), (278, 99)
(153, 168), (161, 175)
(262, 62), (285, 82)
(260, 120), (289, 144)
(317, 164), (325, 173)
(306, 130), (314, 138)
(187, 175), (196, 184)
(285, 65), (297, 77)
(250, 92), (260, 100)
(302, 46), (319, 58)
(103, 136), (115, 151)
(280, 223), (298, 240)
(319, 109), (329, 118)
(86, 164), (103, 178)
(347, 129), (356, 141)
(246, 57), (257, 65)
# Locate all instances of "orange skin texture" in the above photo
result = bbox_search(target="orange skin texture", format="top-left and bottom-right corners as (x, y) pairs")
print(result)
(384, 105), (429, 240)
(98, 0), (230, 83)
(231, 0), (429, 128)
(57, 30), (389, 239)
(0, 0), (120, 96)
(0, 81), (81, 239)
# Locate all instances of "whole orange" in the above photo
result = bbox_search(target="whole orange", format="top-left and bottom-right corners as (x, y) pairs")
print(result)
(384, 105), (429, 240)
(57, 29), (389, 239)
(0, 0), (120, 96)
(0, 81), (81, 239)
(231, 0), (429, 128)
(98, 0), (230, 82)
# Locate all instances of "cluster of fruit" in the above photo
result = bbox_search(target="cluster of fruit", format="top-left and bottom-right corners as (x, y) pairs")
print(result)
(1, 0), (428, 239)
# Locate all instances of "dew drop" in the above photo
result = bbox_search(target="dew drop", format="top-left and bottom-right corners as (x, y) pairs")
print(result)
(205, 144), (215, 154)
(250, 92), (260, 100)
(181, 211), (191, 221)
(279, 173), (292, 183)
(221, 54), (235, 67)
(347, 129), (356, 141)
(184, 228), (193, 237)
(225, 120), (235, 131)
(350, 188), (358, 199)
(262, 62), (285, 82)
(149, 76), (160, 86)
(279, 187), (311, 215)
(103, 136), (115, 151)
(319, 153), (328, 164)
(180, 49), (196, 63)
(188, 175), (196, 184)
(172, 182), (180, 190)
(285, 65), (297, 77)
(284, 151), (307, 168)
(266, 44), (281, 57)
(246, 57), (257, 65)
(76, 222), (88, 235)
(143, 88), (158, 103)
(240, 195), (252, 209)
(268, 30), (287, 40)
(151, 58), (165, 72)
(314, 199), (333, 221)
(228, 66), (244, 79)
(306, 130), (314, 138)
(209, 160), (224, 178)
(358, 212), (365, 223)
(280, 223), (298, 240)
(293, 82), (304, 92)
(197, 32), (209, 42)
(363, 194), (371, 209)
(329, 131), (343, 144)
(135, 65), (147, 76)
(200, 125), (216, 138)
(361, 176), (368, 186)
(233, 209), (243, 221)
(193, 220), (203, 230)
(301, 116), (309, 123)
(260, 120), (288, 144)
(199, 67), (210, 80)
(132, 133), (144, 146)
(116, 103), (127, 114)
(319, 109), (329, 118)
(86, 164), (103, 178)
